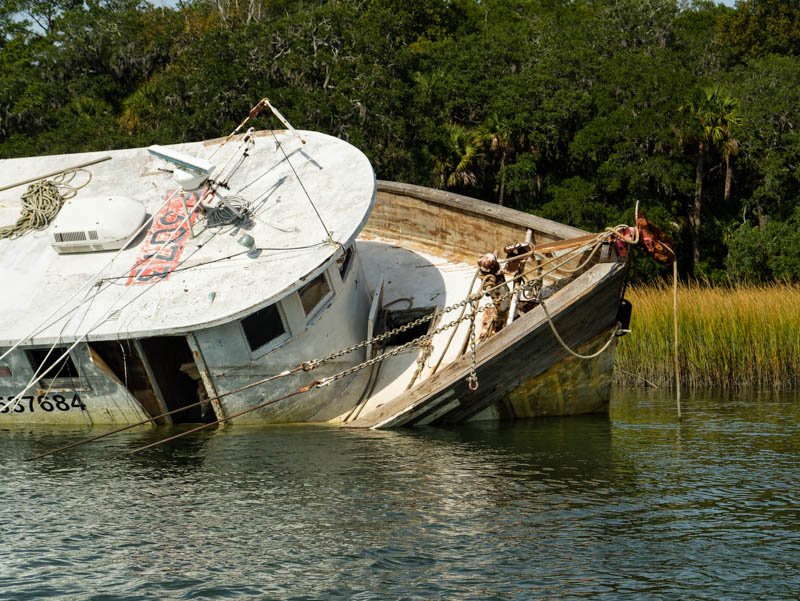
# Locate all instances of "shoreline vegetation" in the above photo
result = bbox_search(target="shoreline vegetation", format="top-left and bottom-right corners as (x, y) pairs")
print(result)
(615, 282), (800, 390)
(1, 1), (799, 284)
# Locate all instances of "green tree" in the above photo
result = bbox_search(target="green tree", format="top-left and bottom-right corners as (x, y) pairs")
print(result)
(728, 55), (800, 228)
(717, 0), (800, 60)
(726, 207), (800, 282)
(473, 114), (515, 206)
(680, 86), (742, 272)
(433, 122), (478, 189)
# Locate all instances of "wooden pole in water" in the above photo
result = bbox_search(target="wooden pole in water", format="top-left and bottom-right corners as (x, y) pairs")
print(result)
(673, 260), (682, 421)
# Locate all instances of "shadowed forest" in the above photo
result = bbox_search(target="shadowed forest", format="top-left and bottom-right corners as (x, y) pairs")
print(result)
(1, 0), (798, 282)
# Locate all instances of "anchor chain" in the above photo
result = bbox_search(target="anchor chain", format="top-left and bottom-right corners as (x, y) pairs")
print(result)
(302, 289), (485, 371)
(273, 227), (630, 398)
(315, 285), (521, 388)
(467, 301), (479, 391)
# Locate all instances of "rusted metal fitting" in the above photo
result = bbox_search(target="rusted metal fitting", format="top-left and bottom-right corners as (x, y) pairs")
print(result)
(478, 252), (500, 274)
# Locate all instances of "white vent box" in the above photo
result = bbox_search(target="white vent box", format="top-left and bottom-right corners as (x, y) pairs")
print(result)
(51, 196), (147, 254)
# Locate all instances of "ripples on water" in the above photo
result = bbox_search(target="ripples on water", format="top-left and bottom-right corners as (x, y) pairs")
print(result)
(1, 390), (799, 600)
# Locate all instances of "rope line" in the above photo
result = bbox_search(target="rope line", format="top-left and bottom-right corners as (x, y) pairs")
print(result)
(540, 299), (620, 360)
(0, 169), (91, 240)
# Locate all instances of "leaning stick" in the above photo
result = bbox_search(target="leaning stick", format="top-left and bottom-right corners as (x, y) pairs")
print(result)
(673, 260), (681, 421)
(0, 156), (112, 193)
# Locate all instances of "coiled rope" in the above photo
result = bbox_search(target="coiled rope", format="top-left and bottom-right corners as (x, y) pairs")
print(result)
(0, 169), (91, 240)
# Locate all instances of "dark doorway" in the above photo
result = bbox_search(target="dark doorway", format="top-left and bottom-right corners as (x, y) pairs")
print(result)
(137, 336), (209, 423)
(384, 307), (438, 346)
(90, 340), (167, 424)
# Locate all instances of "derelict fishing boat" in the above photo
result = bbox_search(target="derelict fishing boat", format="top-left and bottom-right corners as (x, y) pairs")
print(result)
(0, 102), (639, 430)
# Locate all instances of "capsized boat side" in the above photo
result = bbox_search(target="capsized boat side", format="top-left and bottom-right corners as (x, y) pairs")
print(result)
(0, 127), (631, 429)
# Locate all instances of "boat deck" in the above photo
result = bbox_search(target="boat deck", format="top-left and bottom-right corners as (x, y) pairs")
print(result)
(0, 130), (374, 346)
(352, 236), (479, 421)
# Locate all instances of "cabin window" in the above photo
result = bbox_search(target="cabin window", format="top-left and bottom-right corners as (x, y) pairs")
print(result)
(27, 347), (81, 386)
(241, 303), (287, 352)
(299, 272), (332, 317)
(337, 245), (354, 279)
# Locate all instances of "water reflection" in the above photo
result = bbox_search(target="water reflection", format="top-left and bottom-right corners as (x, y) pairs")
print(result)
(1, 390), (799, 599)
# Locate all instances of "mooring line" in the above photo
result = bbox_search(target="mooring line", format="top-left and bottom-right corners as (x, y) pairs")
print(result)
(26, 366), (304, 461)
(28, 224), (631, 460)
(127, 382), (319, 455)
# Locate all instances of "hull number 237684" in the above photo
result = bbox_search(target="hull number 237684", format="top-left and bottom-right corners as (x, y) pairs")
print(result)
(1, 394), (86, 414)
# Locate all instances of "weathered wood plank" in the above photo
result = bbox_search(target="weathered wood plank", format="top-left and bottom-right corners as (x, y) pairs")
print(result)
(376, 181), (588, 241)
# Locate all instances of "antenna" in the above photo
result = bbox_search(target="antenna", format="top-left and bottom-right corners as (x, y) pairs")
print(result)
(148, 145), (216, 190)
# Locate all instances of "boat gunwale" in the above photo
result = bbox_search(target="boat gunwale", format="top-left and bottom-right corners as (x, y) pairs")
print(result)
(375, 180), (589, 242)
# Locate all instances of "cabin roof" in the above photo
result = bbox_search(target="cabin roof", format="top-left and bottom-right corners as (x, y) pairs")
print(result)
(0, 130), (375, 346)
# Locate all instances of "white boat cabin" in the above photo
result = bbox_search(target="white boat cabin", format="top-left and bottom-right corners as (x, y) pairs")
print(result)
(0, 130), (379, 424)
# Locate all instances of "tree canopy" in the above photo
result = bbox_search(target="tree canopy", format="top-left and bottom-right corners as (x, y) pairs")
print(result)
(1, 0), (799, 283)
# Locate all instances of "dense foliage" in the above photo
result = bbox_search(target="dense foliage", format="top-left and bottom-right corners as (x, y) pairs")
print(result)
(2, 0), (798, 282)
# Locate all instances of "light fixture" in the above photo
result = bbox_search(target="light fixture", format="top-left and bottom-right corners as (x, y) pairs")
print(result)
(237, 234), (260, 258)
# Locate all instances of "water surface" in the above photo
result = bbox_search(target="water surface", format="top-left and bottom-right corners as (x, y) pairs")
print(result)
(1, 390), (798, 599)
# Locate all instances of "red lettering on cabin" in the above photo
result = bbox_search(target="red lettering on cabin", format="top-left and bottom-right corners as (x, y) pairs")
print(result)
(126, 189), (203, 286)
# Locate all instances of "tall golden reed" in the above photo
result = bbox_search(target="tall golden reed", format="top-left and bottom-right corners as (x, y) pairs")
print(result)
(615, 282), (800, 389)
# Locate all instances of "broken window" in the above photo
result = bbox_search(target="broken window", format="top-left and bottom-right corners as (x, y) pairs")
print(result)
(27, 347), (81, 387)
(299, 272), (332, 317)
(242, 303), (287, 352)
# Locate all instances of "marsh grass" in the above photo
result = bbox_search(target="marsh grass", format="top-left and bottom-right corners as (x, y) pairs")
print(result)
(615, 282), (800, 389)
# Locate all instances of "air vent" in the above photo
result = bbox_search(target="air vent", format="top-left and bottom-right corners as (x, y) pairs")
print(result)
(51, 196), (146, 255)
(57, 244), (96, 254)
(54, 231), (87, 243)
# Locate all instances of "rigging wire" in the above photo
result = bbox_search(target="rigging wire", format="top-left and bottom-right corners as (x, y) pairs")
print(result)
(269, 129), (334, 245)
(0, 188), (183, 364)
(1, 193), (207, 412)
(2, 100), (311, 413)
(3, 104), (314, 403)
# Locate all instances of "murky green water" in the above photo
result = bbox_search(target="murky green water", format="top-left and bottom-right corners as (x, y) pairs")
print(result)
(1, 390), (798, 600)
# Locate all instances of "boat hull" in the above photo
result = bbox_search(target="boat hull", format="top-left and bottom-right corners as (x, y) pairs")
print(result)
(346, 261), (626, 428)
(1, 179), (626, 428)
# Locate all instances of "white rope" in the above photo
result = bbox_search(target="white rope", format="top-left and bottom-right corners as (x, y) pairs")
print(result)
(540, 299), (620, 360)
(0, 170), (91, 239)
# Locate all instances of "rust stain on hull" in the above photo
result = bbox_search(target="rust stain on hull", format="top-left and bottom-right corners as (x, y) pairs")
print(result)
(503, 334), (616, 418)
